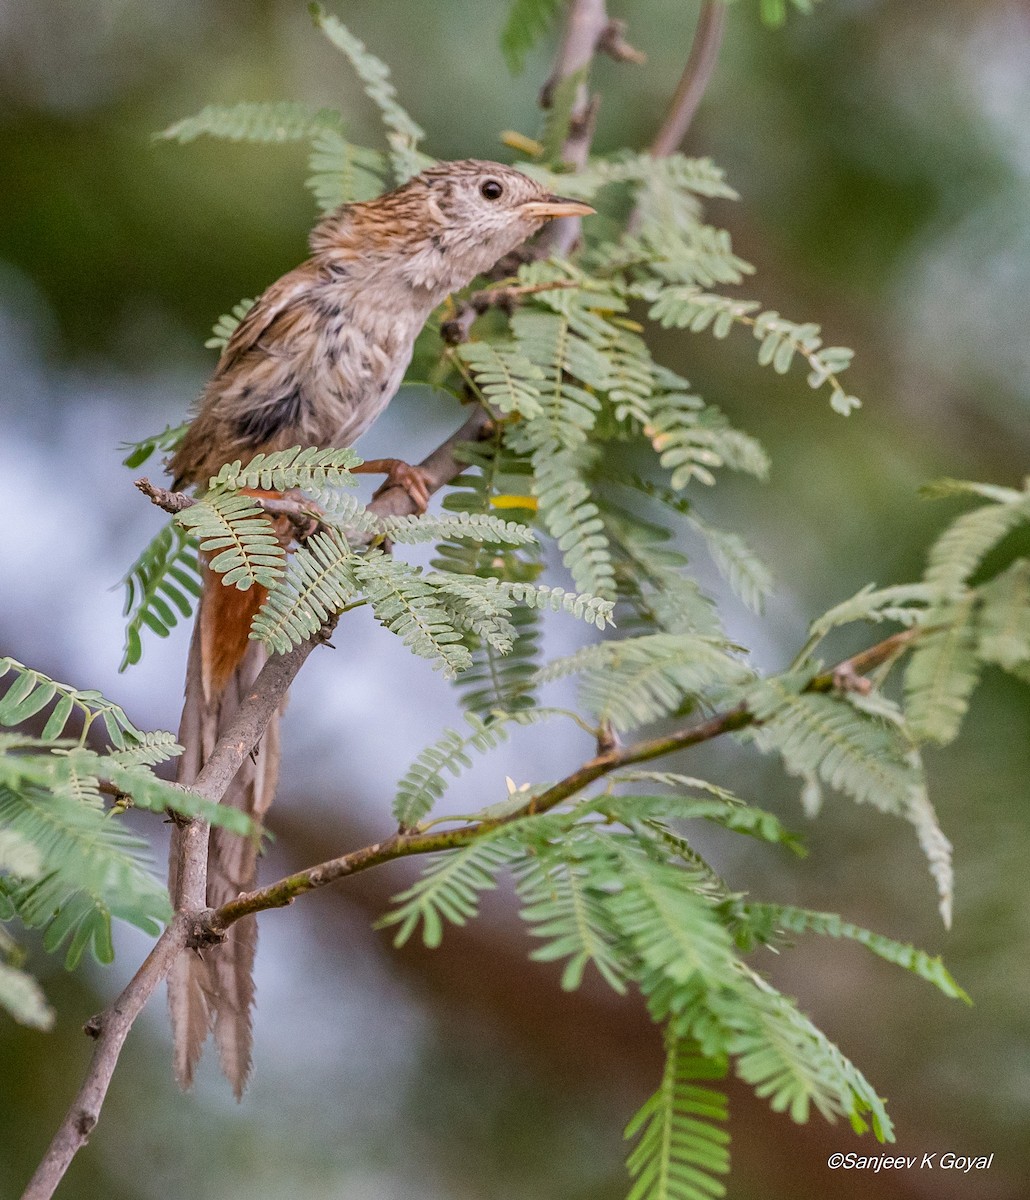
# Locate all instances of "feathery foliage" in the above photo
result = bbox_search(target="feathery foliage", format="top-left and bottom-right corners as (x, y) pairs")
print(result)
(624, 1033), (730, 1200)
(736, 903), (970, 1002)
(745, 675), (919, 815)
(501, 0), (563, 73)
(536, 632), (752, 732)
(206, 299), (256, 351)
(177, 492), (286, 590)
(306, 129), (387, 210)
(903, 599), (980, 745)
(393, 706), (564, 828)
(0, 783), (170, 969)
(120, 520), (202, 670)
(157, 101), (342, 145)
(647, 287), (860, 415)
(121, 421), (188, 470)
(208, 445), (361, 493)
(517, 850), (628, 992)
(1, 658), (144, 748)
(309, 3), (430, 181)
(377, 831), (523, 948)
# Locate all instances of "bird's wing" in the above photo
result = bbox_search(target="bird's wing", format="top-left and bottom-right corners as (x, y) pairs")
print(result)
(214, 261), (323, 377)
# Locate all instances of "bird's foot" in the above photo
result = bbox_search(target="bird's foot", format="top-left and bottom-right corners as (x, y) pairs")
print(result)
(357, 457), (432, 513)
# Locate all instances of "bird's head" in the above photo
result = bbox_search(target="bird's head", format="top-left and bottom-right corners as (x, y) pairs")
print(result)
(312, 159), (594, 298)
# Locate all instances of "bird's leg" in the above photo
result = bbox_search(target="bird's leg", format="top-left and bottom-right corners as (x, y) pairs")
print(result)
(355, 458), (433, 513)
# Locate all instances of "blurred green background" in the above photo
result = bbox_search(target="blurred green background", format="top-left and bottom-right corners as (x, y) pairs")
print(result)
(1, 1), (1028, 1197)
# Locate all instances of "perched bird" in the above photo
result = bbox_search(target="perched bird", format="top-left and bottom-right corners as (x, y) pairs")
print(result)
(166, 159), (593, 1096)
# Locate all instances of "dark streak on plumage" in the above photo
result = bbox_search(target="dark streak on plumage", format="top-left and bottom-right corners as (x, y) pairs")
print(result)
(232, 384), (305, 447)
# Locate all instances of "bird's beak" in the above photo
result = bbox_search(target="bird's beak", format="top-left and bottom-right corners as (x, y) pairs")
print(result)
(520, 195), (596, 220)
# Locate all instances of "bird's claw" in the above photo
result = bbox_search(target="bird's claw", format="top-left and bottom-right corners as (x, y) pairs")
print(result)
(360, 458), (432, 513)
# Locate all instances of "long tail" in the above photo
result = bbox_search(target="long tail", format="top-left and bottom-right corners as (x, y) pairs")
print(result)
(167, 570), (282, 1098)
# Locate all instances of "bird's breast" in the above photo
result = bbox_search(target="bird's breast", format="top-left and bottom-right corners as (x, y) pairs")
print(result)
(308, 296), (419, 447)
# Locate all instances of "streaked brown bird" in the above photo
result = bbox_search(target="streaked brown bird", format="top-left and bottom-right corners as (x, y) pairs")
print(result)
(166, 159), (593, 1096)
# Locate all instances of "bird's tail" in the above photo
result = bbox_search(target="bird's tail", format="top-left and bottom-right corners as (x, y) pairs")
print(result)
(167, 558), (282, 1098)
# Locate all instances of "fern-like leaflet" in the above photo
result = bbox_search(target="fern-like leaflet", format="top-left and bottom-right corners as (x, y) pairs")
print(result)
(624, 1032), (730, 1200)
(377, 832), (522, 948)
(310, 4), (432, 182)
(120, 520), (202, 669)
(176, 493), (285, 591)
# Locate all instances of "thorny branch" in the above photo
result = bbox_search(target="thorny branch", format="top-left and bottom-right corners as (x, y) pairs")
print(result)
(20, 406), (493, 1200)
(203, 625), (926, 934)
(536, 0), (643, 256)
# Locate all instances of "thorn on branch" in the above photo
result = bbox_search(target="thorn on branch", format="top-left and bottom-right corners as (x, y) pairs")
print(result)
(83, 1014), (104, 1040)
(597, 19), (646, 66)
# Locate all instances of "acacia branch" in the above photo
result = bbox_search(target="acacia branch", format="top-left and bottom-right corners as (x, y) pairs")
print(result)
(205, 624), (927, 934)
(649, 1), (726, 158)
(537, 0), (643, 257)
(20, 921), (188, 1200)
(21, 405), (494, 1200)
(440, 278), (585, 345)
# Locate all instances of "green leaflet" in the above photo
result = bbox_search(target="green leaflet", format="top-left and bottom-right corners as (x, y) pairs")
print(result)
(306, 129), (388, 211)
(716, 970), (892, 1140)
(120, 520), (202, 670)
(206, 299), (255, 352)
(251, 527), (360, 655)
(647, 286), (859, 415)
(624, 1032), (730, 1200)
(745, 676), (918, 814)
(903, 599), (980, 745)
(157, 101), (343, 145)
(922, 482), (1030, 593)
(453, 341), (545, 418)
(536, 632), (752, 733)
(177, 493), (285, 591)
(977, 558), (1030, 673)
(0, 960), (54, 1030)
(808, 582), (941, 639)
(0, 658), (143, 748)
(377, 832), (522, 948)
(309, 4), (431, 182)
(595, 791), (805, 855)
(506, 308), (616, 596)
(739, 904), (969, 1001)
(517, 850), (628, 993)
(208, 445), (361, 493)
(392, 707), (562, 828)
(355, 552), (473, 677)
(0, 784), (171, 969)
(500, 0), (563, 73)
(121, 421), (188, 470)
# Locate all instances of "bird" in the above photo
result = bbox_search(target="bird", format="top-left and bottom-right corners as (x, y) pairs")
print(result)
(165, 159), (593, 1097)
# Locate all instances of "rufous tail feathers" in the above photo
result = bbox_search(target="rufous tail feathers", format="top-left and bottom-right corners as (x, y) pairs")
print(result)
(168, 556), (283, 1098)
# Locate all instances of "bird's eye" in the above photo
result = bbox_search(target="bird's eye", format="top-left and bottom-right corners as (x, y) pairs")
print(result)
(480, 179), (504, 201)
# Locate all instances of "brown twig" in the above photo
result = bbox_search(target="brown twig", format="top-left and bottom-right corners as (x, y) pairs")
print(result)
(537, 0), (643, 257)
(597, 18), (646, 66)
(20, 921), (189, 1200)
(440, 279), (585, 345)
(136, 477), (324, 539)
(204, 624), (928, 936)
(649, 1), (727, 158)
(20, 406), (495, 1200)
